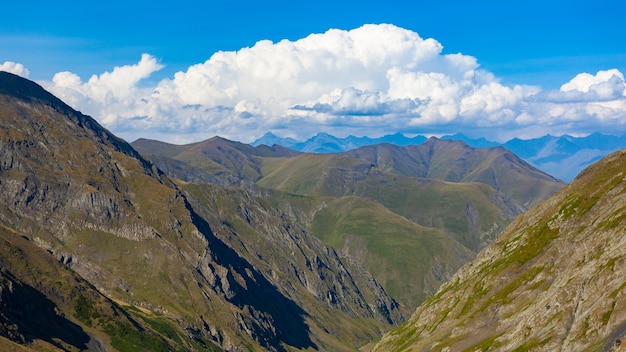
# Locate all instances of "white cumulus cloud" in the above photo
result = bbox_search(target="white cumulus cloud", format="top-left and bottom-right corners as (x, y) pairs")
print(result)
(29, 24), (626, 143)
(561, 69), (624, 93)
(0, 61), (30, 78)
(46, 54), (164, 126)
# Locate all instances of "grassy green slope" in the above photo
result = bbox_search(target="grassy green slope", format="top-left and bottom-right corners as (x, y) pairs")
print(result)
(260, 155), (519, 252)
(353, 173), (518, 252)
(265, 181), (503, 309)
(259, 153), (371, 196)
(308, 196), (473, 308)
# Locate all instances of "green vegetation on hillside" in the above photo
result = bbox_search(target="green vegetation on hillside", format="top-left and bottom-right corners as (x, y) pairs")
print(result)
(372, 150), (626, 351)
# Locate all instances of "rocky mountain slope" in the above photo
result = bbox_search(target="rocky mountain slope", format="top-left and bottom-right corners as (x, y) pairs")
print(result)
(0, 224), (189, 352)
(0, 71), (402, 351)
(132, 134), (563, 311)
(373, 148), (626, 351)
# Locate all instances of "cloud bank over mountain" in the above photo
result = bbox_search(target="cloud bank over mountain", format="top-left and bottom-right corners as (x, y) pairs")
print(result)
(3, 24), (625, 143)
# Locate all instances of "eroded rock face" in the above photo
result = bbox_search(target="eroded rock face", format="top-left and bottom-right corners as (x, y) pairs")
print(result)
(0, 92), (159, 242)
(180, 184), (405, 350)
(374, 149), (626, 351)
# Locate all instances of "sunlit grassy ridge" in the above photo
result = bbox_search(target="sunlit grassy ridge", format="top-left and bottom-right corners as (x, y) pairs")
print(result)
(309, 196), (472, 308)
(259, 154), (517, 250)
(259, 153), (370, 195)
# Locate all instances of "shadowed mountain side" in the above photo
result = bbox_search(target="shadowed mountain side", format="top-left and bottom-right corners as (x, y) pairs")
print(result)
(180, 183), (405, 347)
(0, 225), (182, 352)
(373, 149), (626, 351)
(182, 197), (316, 351)
(0, 237), (92, 351)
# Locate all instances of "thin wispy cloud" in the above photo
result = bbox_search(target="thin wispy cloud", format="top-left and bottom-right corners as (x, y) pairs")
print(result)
(2, 24), (625, 143)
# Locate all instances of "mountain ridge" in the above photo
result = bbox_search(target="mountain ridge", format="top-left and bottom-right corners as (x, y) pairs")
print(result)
(340, 138), (562, 208)
(372, 148), (626, 351)
(252, 131), (626, 182)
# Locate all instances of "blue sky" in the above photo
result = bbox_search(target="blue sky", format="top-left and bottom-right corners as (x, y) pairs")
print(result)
(1, 0), (625, 143)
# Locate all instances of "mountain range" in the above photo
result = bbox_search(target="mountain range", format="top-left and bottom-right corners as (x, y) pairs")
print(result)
(2, 70), (626, 351)
(132, 133), (564, 310)
(252, 131), (626, 182)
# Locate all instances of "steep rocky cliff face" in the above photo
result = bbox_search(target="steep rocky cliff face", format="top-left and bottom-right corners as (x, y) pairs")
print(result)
(0, 71), (401, 351)
(373, 149), (626, 351)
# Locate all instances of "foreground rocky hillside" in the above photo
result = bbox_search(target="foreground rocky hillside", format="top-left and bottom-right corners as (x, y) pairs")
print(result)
(373, 148), (626, 351)
(0, 224), (185, 352)
(0, 71), (402, 351)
